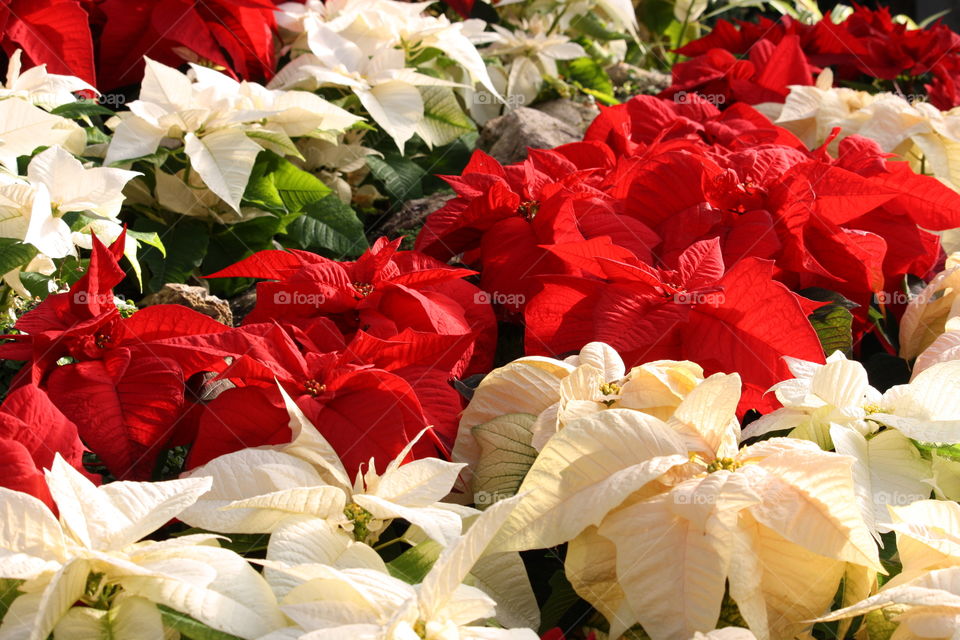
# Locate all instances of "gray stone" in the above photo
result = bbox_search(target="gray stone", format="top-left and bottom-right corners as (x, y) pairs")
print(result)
(607, 63), (672, 95)
(141, 283), (233, 326)
(534, 99), (600, 135)
(477, 107), (582, 165)
(376, 191), (455, 240)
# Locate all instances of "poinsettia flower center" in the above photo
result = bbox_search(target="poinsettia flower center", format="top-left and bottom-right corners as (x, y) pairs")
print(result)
(304, 379), (327, 396)
(351, 281), (375, 297)
(706, 457), (743, 473)
(517, 200), (540, 221)
(343, 501), (375, 542)
(94, 332), (112, 349)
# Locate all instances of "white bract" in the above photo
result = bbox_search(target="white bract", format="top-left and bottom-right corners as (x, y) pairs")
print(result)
(180, 385), (475, 546)
(0, 146), (141, 294)
(740, 352), (960, 538)
(0, 98), (85, 172)
(0, 456), (284, 640)
(814, 500), (960, 639)
(272, 0), (498, 151)
(104, 58), (360, 213)
(486, 372), (881, 640)
(0, 49), (97, 111)
(257, 494), (539, 640)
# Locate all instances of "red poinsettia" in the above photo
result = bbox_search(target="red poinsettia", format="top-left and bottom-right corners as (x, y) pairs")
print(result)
(0, 383), (89, 510)
(1, 234), (233, 479)
(669, 5), (960, 108)
(94, 0), (277, 90)
(179, 320), (458, 478)
(206, 237), (497, 376)
(0, 0), (96, 85)
(416, 145), (657, 314)
(524, 239), (825, 414)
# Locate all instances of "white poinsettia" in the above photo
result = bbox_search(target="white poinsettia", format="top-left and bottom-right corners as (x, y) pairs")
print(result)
(813, 500), (960, 639)
(758, 69), (960, 193)
(0, 456), (285, 640)
(0, 146), (142, 293)
(104, 58), (360, 212)
(270, 33), (460, 151)
(901, 252), (960, 362)
(741, 351), (960, 537)
(484, 17), (587, 109)
(0, 98), (85, 172)
(180, 385), (475, 546)
(0, 49), (97, 111)
(453, 342), (704, 494)
(257, 494), (539, 640)
(487, 372), (881, 640)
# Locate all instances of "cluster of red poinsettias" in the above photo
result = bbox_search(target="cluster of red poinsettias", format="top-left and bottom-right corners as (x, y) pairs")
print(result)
(0, 234), (495, 507)
(0, 0), (276, 90)
(417, 94), (960, 413)
(662, 4), (960, 109)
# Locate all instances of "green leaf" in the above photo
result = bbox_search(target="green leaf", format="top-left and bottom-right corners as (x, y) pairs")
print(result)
(282, 194), (368, 259)
(246, 129), (304, 160)
(563, 57), (615, 96)
(387, 540), (442, 584)
(242, 152), (330, 214)
(415, 87), (476, 149)
(0, 238), (38, 275)
(914, 442), (960, 461)
(134, 218), (209, 292)
(171, 528), (270, 555)
(472, 413), (538, 508)
(157, 605), (245, 640)
(799, 288), (857, 358)
(538, 570), (582, 634)
(366, 154), (426, 202)
(85, 126), (112, 146)
(0, 579), (23, 626)
(570, 12), (630, 40)
(126, 229), (166, 257)
(51, 101), (115, 119)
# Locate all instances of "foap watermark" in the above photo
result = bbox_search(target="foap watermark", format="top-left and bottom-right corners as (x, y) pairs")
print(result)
(474, 490), (512, 507)
(273, 291), (326, 307)
(473, 92), (526, 108)
(673, 90), (726, 107)
(74, 291), (125, 306)
(474, 291), (525, 306)
(673, 491), (715, 505)
(673, 290), (725, 305)
(875, 291), (911, 306)
(873, 491), (919, 507)
(76, 93), (128, 109)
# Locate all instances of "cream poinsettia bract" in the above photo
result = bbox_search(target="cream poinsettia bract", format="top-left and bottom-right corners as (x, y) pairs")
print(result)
(813, 500), (960, 639)
(179, 385), (475, 546)
(0, 456), (284, 640)
(483, 371), (881, 640)
(742, 351), (960, 538)
(256, 493), (539, 640)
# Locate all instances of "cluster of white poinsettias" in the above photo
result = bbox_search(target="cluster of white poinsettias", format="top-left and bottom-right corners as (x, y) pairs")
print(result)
(7, 270), (960, 639)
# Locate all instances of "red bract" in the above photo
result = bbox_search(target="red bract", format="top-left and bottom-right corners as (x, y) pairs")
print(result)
(181, 321), (455, 478)
(95, 0), (277, 90)
(0, 234), (233, 479)
(0, 384), (88, 510)
(668, 5), (960, 108)
(206, 238), (497, 376)
(525, 239), (825, 414)
(415, 146), (658, 314)
(0, 0), (96, 85)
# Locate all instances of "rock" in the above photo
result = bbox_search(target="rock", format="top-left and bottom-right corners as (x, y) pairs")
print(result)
(533, 99), (600, 135)
(376, 191), (455, 240)
(141, 283), (233, 326)
(606, 63), (672, 96)
(477, 107), (582, 164)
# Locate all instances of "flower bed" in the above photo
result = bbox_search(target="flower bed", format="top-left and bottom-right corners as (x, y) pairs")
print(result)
(3, 1), (960, 639)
